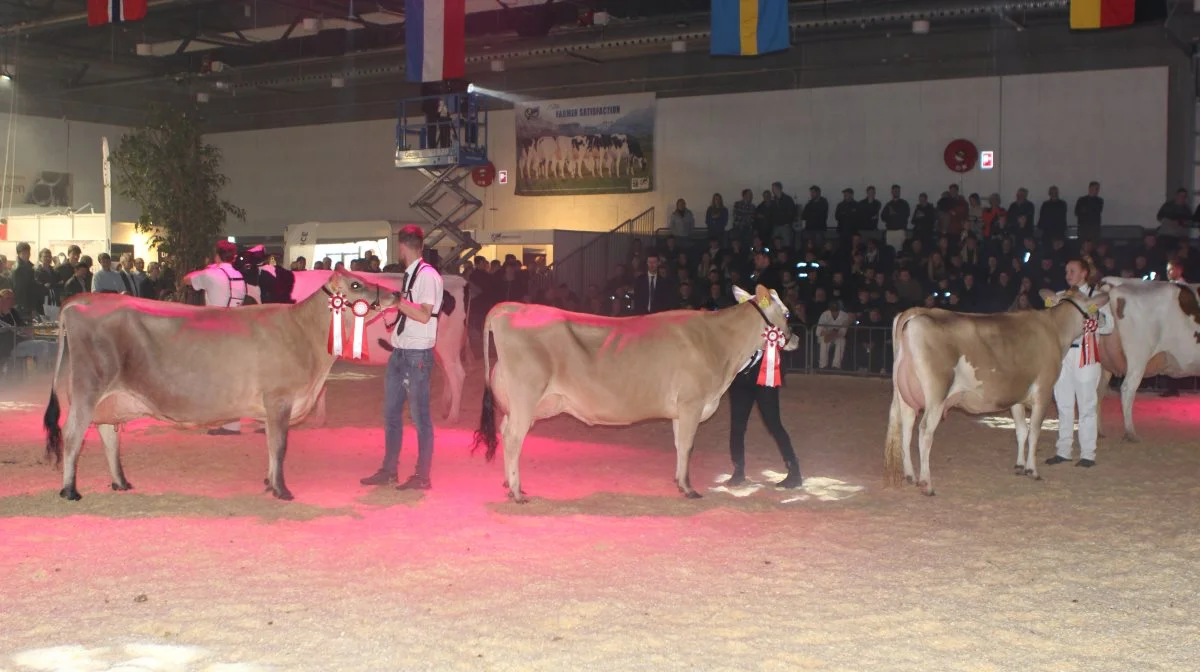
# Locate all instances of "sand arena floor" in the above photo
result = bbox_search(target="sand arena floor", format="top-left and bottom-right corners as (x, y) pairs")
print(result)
(1, 361), (1198, 672)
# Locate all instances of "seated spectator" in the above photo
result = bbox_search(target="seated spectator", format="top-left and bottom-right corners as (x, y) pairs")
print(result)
(816, 301), (851, 370)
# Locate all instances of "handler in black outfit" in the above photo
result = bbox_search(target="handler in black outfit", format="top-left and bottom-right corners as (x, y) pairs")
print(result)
(726, 290), (802, 489)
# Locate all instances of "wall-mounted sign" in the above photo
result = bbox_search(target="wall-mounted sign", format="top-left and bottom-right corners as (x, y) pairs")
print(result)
(943, 139), (979, 173)
(980, 151), (994, 170)
(498, 169), (509, 185)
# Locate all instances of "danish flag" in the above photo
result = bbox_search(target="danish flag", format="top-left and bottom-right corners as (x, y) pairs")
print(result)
(88, 0), (148, 26)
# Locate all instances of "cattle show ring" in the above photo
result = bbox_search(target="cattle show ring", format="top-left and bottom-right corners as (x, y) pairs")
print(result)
(4, 2), (1200, 670)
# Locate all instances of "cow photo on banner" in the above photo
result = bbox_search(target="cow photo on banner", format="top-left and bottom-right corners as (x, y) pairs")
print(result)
(514, 93), (654, 197)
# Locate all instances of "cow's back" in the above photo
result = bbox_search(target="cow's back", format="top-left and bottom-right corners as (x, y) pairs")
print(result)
(1103, 280), (1200, 377)
(59, 298), (330, 425)
(895, 307), (1062, 414)
(488, 303), (738, 424)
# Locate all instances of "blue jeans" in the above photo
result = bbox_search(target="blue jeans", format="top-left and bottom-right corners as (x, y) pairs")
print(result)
(381, 348), (435, 478)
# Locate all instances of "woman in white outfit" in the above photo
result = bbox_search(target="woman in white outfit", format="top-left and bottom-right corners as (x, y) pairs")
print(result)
(1046, 257), (1112, 468)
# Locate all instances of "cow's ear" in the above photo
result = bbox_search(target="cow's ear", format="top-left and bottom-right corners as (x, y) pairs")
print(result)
(755, 284), (770, 300)
(732, 286), (752, 304)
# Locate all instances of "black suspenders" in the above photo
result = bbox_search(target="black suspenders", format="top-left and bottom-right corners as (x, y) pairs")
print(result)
(219, 267), (246, 307)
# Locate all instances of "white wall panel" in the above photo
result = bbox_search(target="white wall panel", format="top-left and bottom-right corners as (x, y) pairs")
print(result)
(212, 66), (1168, 239)
(0, 114), (137, 223)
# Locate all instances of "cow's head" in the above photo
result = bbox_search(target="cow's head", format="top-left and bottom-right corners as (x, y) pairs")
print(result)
(733, 284), (800, 352)
(1039, 287), (1110, 317)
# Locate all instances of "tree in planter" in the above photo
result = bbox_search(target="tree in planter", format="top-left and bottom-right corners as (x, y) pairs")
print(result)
(110, 105), (245, 302)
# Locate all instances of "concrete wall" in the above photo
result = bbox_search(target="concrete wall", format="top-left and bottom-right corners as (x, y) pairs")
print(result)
(211, 67), (1168, 239)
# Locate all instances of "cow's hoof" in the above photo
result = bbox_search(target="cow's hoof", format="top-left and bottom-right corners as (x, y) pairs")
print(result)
(1013, 464), (1025, 475)
(111, 481), (133, 491)
(918, 481), (934, 496)
(59, 487), (81, 501)
(682, 490), (702, 500)
(1034, 474), (1043, 481)
(1023, 468), (1035, 476)
(904, 475), (915, 485)
(1123, 433), (1141, 444)
(272, 488), (294, 501)
(507, 491), (528, 504)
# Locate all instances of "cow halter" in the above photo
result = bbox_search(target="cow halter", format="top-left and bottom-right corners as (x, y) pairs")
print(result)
(749, 297), (785, 388)
(1058, 296), (1101, 368)
(321, 283), (386, 361)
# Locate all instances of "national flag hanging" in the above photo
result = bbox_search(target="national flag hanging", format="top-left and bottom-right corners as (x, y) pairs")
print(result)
(1069, 0), (1135, 30)
(405, 0), (466, 83)
(710, 0), (790, 57)
(87, 0), (148, 27)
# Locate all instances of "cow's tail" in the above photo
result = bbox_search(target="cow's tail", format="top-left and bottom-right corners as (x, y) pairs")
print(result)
(471, 310), (499, 462)
(884, 312), (911, 486)
(43, 316), (70, 467)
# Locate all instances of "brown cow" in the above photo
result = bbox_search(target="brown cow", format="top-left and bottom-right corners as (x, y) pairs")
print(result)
(42, 270), (400, 501)
(885, 288), (1110, 496)
(471, 284), (798, 502)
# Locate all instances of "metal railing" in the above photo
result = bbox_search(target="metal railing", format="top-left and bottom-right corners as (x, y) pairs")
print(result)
(548, 207), (655, 298)
(780, 323), (894, 378)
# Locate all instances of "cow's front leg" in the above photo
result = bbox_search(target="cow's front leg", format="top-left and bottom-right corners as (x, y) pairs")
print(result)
(672, 413), (703, 499)
(98, 424), (133, 491)
(264, 403), (294, 501)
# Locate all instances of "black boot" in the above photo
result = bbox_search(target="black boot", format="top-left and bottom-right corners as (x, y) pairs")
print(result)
(777, 459), (802, 489)
(727, 466), (746, 486)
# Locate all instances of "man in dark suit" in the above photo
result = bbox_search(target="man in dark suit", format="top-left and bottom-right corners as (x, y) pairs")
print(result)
(633, 251), (676, 314)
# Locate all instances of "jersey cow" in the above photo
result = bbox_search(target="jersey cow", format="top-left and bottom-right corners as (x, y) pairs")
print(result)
(43, 270), (400, 501)
(472, 285), (798, 502)
(1094, 277), (1200, 442)
(885, 289), (1110, 496)
(280, 271), (470, 424)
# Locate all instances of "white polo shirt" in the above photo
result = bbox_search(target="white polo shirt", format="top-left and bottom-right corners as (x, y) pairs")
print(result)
(188, 263), (246, 307)
(391, 258), (443, 350)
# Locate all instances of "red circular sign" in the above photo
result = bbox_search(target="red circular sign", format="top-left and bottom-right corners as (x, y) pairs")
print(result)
(471, 162), (496, 187)
(351, 299), (371, 318)
(943, 139), (979, 173)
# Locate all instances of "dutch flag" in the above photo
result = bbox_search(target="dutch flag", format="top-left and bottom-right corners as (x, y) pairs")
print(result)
(405, 0), (466, 83)
(87, 0), (148, 26)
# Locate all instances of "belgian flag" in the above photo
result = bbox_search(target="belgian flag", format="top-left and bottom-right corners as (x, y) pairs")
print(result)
(1069, 0), (1166, 30)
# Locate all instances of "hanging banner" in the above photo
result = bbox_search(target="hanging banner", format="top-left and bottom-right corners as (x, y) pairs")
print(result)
(514, 93), (655, 197)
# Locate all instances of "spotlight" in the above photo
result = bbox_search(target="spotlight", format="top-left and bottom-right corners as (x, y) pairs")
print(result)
(490, 60), (505, 72)
(467, 83), (477, 93)
(331, 76), (345, 88)
(671, 40), (687, 53)
(912, 19), (930, 34)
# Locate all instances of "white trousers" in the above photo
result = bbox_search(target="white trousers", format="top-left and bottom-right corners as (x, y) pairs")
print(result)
(1054, 351), (1102, 461)
(818, 337), (845, 369)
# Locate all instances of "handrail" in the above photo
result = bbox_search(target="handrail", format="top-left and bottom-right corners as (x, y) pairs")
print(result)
(547, 207), (655, 298)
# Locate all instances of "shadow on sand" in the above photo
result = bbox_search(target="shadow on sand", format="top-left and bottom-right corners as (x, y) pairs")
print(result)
(0, 491), (360, 522)
(486, 490), (787, 517)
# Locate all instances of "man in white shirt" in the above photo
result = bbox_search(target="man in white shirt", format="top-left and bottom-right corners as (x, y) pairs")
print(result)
(816, 301), (851, 369)
(361, 225), (444, 490)
(1045, 257), (1113, 468)
(185, 240), (248, 435)
(91, 253), (127, 294)
(1160, 257), (1190, 398)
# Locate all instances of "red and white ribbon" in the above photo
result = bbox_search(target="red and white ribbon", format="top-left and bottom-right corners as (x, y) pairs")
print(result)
(758, 325), (785, 387)
(327, 293), (346, 357)
(349, 299), (371, 361)
(1079, 317), (1099, 367)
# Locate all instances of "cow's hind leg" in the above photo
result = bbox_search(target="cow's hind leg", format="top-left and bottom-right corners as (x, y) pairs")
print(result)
(672, 411), (703, 499)
(264, 402), (294, 501)
(59, 400), (96, 501)
(1011, 405), (1030, 475)
(98, 424), (132, 491)
(916, 402), (944, 496)
(1023, 401), (1048, 481)
(501, 413), (533, 503)
(899, 403), (918, 486)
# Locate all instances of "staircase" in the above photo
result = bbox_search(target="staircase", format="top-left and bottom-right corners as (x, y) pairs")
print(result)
(548, 207), (656, 297)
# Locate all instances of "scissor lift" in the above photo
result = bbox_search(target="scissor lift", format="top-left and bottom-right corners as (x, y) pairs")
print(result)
(395, 92), (488, 272)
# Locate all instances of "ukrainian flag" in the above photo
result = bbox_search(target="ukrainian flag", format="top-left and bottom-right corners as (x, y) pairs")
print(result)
(710, 0), (790, 57)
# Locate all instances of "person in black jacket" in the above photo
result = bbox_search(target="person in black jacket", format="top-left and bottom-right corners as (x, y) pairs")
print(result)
(632, 251), (677, 314)
(1074, 181), (1103, 242)
(725, 285), (801, 489)
(12, 242), (39, 316)
(1038, 186), (1068, 242)
(801, 186), (829, 240)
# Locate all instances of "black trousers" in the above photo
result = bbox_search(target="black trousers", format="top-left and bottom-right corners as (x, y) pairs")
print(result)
(729, 370), (797, 469)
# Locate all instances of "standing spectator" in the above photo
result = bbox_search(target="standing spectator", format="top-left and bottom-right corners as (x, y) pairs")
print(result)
(668, 198), (695, 239)
(1155, 188), (1191, 249)
(859, 186), (882, 233)
(705, 193), (729, 242)
(770, 182), (797, 248)
(881, 186), (911, 253)
(92, 253), (126, 294)
(1038, 186), (1068, 242)
(633, 251), (676, 314)
(62, 263), (90, 301)
(731, 189), (756, 246)
(835, 188), (858, 242)
(1006, 188), (1036, 238)
(801, 185), (829, 241)
(12, 242), (38, 316)
(1075, 181), (1103, 242)
(35, 248), (60, 310)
